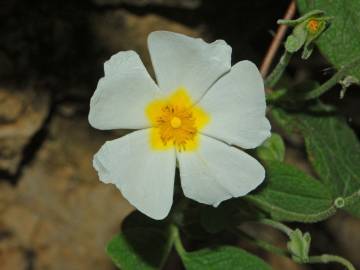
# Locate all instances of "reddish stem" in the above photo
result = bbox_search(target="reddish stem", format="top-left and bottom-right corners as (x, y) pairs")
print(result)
(260, 0), (296, 78)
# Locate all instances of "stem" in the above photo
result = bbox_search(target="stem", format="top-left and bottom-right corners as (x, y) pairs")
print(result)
(259, 218), (293, 236)
(344, 190), (360, 207)
(304, 57), (360, 100)
(233, 228), (288, 257)
(170, 224), (186, 256)
(278, 10), (325, 26)
(251, 239), (287, 257)
(248, 220), (357, 269)
(307, 254), (356, 270)
(260, 0), (296, 78)
(265, 50), (293, 88)
(170, 196), (189, 226)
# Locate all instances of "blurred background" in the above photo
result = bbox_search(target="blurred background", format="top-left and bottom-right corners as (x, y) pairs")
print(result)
(0, 0), (359, 269)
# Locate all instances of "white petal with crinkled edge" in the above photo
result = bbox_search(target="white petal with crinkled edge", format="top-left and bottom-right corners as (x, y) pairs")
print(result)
(148, 31), (232, 102)
(89, 51), (162, 130)
(93, 129), (176, 220)
(177, 135), (265, 206)
(199, 60), (271, 149)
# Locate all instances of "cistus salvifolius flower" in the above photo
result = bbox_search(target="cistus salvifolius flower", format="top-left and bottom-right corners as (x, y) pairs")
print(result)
(89, 31), (271, 220)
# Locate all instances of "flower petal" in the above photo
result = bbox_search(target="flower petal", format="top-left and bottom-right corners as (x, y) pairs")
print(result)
(199, 60), (271, 149)
(93, 129), (176, 220)
(177, 135), (265, 206)
(148, 31), (232, 102)
(89, 51), (162, 130)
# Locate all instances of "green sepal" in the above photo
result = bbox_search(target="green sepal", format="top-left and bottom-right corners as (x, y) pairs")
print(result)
(278, 9), (325, 26)
(284, 23), (307, 53)
(280, 9), (332, 58)
(287, 229), (311, 263)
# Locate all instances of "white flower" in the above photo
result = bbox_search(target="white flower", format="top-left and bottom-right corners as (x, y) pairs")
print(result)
(89, 31), (271, 220)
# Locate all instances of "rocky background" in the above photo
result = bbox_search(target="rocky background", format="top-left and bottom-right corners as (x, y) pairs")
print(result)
(0, 0), (359, 269)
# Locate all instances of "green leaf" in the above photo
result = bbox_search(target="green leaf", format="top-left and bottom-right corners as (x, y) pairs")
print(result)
(271, 107), (360, 216)
(297, 114), (360, 216)
(256, 133), (285, 162)
(297, 115), (359, 195)
(246, 161), (334, 222)
(181, 246), (272, 270)
(297, 0), (360, 80)
(106, 211), (173, 270)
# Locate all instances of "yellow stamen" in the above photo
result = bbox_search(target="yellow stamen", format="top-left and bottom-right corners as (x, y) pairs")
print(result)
(146, 87), (210, 151)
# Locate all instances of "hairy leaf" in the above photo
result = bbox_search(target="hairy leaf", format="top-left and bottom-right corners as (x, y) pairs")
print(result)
(182, 246), (272, 270)
(296, 114), (360, 216)
(107, 211), (172, 270)
(271, 107), (360, 217)
(247, 161), (334, 222)
(297, 0), (360, 80)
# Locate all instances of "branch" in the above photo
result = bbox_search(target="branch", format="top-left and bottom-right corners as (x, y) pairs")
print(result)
(307, 254), (356, 270)
(260, 0), (296, 79)
(265, 50), (292, 88)
(303, 57), (360, 100)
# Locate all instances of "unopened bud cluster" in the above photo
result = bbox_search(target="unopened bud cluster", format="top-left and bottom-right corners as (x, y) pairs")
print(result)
(278, 10), (333, 59)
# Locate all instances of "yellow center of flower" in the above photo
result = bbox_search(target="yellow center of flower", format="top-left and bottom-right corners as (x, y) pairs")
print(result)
(146, 87), (210, 151)
(170, 117), (182, 128)
(307, 19), (320, 33)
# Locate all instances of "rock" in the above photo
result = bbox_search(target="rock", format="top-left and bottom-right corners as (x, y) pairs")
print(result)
(1, 205), (39, 247)
(326, 213), (360, 268)
(0, 114), (133, 269)
(0, 87), (50, 174)
(0, 244), (28, 270)
(91, 9), (201, 74)
(266, 254), (309, 270)
(0, 88), (26, 123)
(93, 0), (201, 9)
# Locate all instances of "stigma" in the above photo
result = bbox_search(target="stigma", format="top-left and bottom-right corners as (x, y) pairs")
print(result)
(171, 117), (182, 128)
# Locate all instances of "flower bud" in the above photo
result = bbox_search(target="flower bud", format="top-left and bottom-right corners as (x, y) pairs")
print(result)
(278, 10), (333, 59)
(287, 229), (311, 263)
